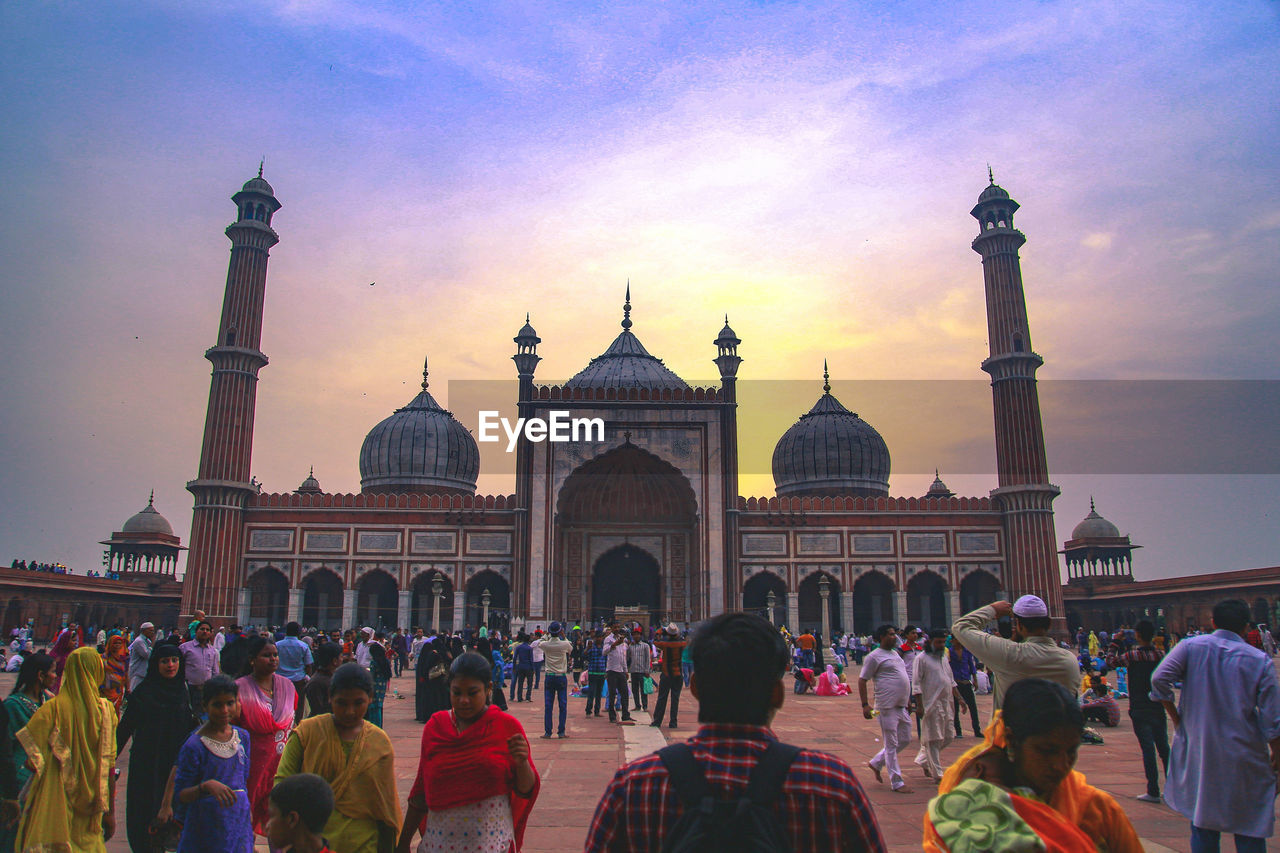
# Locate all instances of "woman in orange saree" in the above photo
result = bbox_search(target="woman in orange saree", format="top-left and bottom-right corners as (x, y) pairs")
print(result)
(924, 678), (1142, 853)
(100, 634), (129, 713)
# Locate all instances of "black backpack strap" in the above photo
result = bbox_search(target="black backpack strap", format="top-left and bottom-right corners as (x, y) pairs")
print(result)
(658, 743), (710, 808)
(744, 741), (802, 806)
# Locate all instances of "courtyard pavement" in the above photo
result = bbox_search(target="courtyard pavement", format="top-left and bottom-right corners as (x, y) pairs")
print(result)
(3, 666), (1270, 852)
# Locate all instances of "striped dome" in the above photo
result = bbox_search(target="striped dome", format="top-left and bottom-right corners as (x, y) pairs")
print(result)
(772, 390), (890, 498)
(359, 364), (479, 495)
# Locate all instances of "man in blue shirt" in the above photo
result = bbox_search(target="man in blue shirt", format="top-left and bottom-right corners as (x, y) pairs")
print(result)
(585, 633), (608, 717)
(276, 621), (314, 725)
(947, 638), (981, 738)
(512, 634), (535, 701)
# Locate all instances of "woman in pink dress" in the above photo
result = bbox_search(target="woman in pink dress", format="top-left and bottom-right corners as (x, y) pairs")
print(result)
(814, 664), (851, 696)
(234, 636), (296, 836)
(49, 623), (83, 691)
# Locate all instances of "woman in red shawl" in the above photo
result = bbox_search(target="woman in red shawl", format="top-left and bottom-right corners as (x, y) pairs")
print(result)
(396, 652), (539, 853)
(234, 636), (297, 836)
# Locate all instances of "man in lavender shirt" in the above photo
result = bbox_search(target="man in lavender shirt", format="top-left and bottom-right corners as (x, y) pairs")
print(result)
(1151, 598), (1280, 852)
(179, 620), (221, 707)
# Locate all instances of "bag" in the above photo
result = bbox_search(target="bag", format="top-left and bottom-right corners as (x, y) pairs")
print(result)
(428, 662), (447, 679)
(657, 740), (800, 853)
(643, 676), (656, 695)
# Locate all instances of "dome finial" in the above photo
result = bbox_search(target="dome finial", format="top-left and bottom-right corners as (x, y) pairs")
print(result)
(421, 356), (429, 391)
(526, 312), (530, 323)
(621, 281), (633, 330)
(148, 488), (154, 507)
(309, 465), (314, 477)
(1090, 495), (1096, 512)
(822, 359), (830, 394)
(987, 163), (994, 185)
(259, 158), (265, 179)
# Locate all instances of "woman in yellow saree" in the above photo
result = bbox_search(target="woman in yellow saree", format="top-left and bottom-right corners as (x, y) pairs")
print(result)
(16, 645), (119, 852)
(274, 664), (401, 852)
(924, 678), (1142, 853)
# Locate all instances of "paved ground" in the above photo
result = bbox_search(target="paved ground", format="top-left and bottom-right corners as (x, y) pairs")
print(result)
(5, 668), (1275, 851)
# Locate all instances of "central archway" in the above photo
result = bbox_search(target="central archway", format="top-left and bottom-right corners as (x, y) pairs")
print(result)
(555, 442), (699, 625)
(591, 545), (660, 624)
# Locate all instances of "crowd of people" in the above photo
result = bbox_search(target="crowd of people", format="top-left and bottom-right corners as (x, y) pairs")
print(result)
(0, 593), (1276, 852)
(6, 560), (71, 575)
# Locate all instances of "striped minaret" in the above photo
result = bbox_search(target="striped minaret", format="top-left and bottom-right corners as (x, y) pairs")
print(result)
(972, 170), (1064, 626)
(183, 167), (281, 624)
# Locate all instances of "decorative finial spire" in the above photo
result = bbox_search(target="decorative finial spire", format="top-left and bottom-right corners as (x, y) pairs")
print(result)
(259, 158), (265, 178)
(621, 282), (632, 330)
(935, 468), (940, 479)
(148, 489), (155, 507)
(1090, 495), (1096, 512)
(822, 359), (830, 394)
(526, 312), (530, 323)
(421, 356), (429, 391)
(725, 313), (729, 324)
(987, 163), (994, 185)
(308, 465), (314, 477)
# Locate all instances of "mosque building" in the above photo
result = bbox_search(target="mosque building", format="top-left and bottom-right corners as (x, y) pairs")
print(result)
(179, 169), (1064, 635)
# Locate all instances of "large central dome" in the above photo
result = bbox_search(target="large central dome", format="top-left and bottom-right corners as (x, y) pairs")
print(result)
(359, 359), (480, 495)
(565, 288), (690, 392)
(772, 366), (890, 498)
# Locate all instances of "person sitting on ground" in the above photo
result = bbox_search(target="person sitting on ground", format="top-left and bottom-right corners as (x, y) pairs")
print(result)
(923, 678), (1142, 853)
(793, 665), (816, 694)
(1080, 674), (1121, 727)
(585, 612), (886, 852)
(815, 663), (851, 696)
(275, 664), (401, 853)
(266, 773), (337, 853)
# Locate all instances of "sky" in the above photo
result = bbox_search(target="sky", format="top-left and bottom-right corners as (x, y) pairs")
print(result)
(1, 0), (1277, 582)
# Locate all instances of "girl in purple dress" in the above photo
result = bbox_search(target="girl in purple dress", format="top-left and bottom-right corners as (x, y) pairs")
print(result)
(173, 675), (255, 853)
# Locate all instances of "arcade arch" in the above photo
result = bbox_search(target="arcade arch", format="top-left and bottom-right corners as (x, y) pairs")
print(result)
(246, 567), (288, 627)
(851, 571), (895, 635)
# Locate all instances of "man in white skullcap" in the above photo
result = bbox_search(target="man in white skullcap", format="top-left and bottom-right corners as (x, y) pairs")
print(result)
(950, 594), (1080, 711)
(128, 621), (157, 691)
(355, 626), (375, 668)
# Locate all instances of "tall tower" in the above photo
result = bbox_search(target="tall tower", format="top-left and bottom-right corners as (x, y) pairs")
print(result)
(183, 168), (281, 623)
(971, 171), (1064, 624)
(511, 313), (542, 629)
(714, 316), (742, 611)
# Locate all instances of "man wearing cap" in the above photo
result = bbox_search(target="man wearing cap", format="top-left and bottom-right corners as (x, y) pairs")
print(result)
(539, 621), (573, 739)
(650, 624), (686, 730)
(355, 626), (374, 668)
(127, 621), (156, 692)
(950, 594), (1079, 711)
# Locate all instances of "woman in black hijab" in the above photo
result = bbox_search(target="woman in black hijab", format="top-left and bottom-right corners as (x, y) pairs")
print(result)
(117, 639), (198, 852)
(414, 637), (452, 722)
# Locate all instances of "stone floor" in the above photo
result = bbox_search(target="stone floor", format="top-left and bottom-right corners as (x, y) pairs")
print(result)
(3, 668), (1271, 852)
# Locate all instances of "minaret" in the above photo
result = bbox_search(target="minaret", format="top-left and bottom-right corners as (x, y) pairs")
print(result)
(714, 315), (742, 611)
(511, 314), (542, 629)
(183, 168), (281, 623)
(971, 170), (1064, 625)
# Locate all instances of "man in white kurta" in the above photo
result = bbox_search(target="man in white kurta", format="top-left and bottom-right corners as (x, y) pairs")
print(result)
(1151, 599), (1280, 850)
(859, 625), (914, 793)
(912, 629), (957, 779)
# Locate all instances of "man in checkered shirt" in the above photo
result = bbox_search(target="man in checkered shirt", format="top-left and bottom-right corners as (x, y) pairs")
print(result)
(584, 612), (886, 852)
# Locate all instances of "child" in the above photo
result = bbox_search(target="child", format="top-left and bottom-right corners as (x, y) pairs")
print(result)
(173, 674), (255, 853)
(266, 773), (336, 853)
(304, 643), (342, 719)
(274, 663), (401, 853)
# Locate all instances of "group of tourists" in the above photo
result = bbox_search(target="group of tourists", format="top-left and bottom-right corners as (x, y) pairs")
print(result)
(0, 591), (1277, 852)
